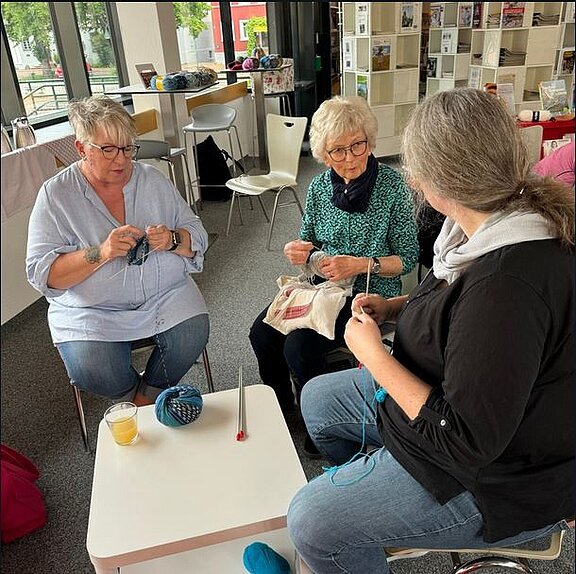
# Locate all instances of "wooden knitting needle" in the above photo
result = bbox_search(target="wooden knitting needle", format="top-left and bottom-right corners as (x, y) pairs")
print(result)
(236, 365), (245, 441)
(361, 258), (371, 314)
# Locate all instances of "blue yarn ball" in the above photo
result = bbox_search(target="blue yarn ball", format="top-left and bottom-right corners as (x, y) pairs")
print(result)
(155, 384), (203, 427)
(243, 542), (291, 574)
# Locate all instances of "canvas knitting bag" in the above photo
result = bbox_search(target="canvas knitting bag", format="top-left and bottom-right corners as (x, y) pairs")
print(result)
(0, 443), (47, 543)
(263, 275), (352, 340)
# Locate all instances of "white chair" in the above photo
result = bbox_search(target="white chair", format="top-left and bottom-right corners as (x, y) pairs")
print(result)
(225, 114), (308, 250)
(384, 528), (568, 573)
(182, 104), (244, 204)
(519, 124), (544, 165)
(136, 139), (197, 213)
(72, 339), (215, 452)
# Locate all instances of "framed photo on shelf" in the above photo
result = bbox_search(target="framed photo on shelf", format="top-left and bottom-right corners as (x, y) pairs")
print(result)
(426, 57), (438, 78)
(401, 3), (417, 32)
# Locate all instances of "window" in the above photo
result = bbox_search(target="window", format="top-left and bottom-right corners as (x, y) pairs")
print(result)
(238, 19), (249, 41)
(74, 2), (120, 97)
(2, 2), (70, 122)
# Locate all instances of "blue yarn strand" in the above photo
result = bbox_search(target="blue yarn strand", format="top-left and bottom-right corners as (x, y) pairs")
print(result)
(322, 367), (386, 487)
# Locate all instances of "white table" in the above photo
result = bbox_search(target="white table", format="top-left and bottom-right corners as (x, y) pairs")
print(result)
(86, 384), (307, 573)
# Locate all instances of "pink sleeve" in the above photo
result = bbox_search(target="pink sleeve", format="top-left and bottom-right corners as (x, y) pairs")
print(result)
(532, 141), (575, 187)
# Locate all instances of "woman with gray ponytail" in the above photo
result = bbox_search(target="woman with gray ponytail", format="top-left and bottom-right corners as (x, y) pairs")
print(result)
(287, 88), (574, 574)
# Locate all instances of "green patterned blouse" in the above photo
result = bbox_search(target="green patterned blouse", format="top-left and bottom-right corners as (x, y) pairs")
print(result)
(299, 163), (419, 298)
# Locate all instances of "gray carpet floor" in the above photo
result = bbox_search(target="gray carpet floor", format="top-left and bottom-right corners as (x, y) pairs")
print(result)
(1, 154), (573, 573)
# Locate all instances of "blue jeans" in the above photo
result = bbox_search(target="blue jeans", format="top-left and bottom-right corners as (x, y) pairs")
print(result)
(287, 368), (568, 574)
(56, 314), (209, 400)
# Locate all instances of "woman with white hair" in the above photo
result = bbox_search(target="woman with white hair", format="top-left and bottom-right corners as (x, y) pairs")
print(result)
(287, 88), (574, 573)
(249, 96), (419, 455)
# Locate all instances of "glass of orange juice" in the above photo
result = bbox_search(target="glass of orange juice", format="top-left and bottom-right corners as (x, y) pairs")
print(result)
(104, 402), (139, 446)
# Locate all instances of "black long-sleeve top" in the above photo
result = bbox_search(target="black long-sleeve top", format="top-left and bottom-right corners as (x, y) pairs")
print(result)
(379, 239), (575, 542)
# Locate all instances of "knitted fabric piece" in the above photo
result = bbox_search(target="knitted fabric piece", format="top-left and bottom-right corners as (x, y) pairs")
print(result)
(243, 542), (291, 574)
(155, 385), (203, 427)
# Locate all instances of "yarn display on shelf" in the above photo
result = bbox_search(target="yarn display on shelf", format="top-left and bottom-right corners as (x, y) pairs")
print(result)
(148, 66), (218, 91)
(227, 53), (284, 72)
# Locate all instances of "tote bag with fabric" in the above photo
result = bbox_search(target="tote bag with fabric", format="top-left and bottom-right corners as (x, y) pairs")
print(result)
(0, 443), (47, 543)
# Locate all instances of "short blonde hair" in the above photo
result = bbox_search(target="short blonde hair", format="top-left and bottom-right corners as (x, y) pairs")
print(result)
(309, 96), (378, 162)
(68, 95), (136, 145)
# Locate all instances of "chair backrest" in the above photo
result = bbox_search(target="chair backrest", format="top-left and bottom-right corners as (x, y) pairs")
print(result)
(520, 124), (544, 164)
(135, 139), (170, 160)
(266, 114), (307, 178)
(189, 104), (237, 131)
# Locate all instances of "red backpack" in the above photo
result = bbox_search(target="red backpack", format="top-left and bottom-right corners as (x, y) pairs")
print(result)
(0, 444), (47, 543)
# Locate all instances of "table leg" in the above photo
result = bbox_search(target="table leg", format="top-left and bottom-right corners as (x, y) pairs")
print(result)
(251, 73), (268, 171)
(161, 94), (186, 199)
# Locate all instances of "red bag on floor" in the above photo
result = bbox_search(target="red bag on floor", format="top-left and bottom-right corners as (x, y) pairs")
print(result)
(0, 443), (47, 543)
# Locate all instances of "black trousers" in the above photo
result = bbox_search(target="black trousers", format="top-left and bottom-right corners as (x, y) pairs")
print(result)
(249, 297), (354, 413)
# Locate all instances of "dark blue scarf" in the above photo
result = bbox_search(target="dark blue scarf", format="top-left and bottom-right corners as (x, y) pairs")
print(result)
(330, 154), (379, 213)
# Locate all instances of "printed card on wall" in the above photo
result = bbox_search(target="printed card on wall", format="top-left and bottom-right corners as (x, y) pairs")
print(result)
(542, 138), (572, 157)
(343, 37), (355, 71)
(539, 79), (569, 114)
(559, 48), (575, 76)
(468, 66), (481, 89)
(372, 38), (391, 71)
(497, 83), (516, 115)
(356, 75), (369, 100)
(458, 3), (473, 27)
(356, 3), (369, 35)
(401, 3), (416, 31)
(441, 29), (457, 54)
(430, 3), (444, 28)
(426, 57), (438, 78)
(501, 2), (526, 29)
(472, 1), (483, 28)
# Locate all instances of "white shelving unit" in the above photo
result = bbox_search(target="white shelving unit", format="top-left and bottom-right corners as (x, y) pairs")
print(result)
(554, 2), (575, 101)
(341, 2), (422, 156)
(467, 2), (564, 112)
(425, 2), (474, 96)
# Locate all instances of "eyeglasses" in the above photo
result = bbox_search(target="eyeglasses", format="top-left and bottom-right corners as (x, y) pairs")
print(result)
(88, 142), (140, 160)
(326, 140), (368, 162)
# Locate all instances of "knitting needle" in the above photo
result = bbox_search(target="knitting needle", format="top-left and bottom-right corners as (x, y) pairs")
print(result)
(358, 259), (372, 369)
(236, 365), (245, 441)
(361, 258), (371, 314)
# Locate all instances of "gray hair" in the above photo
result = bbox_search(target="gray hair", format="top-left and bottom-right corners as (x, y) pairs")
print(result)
(402, 88), (574, 249)
(68, 95), (136, 145)
(309, 96), (378, 162)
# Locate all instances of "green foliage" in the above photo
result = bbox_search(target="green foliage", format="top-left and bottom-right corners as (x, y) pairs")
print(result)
(74, 2), (114, 67)
(173, 2), (210, 39)
(1, 2), (53, 67)
(245, 17), (267, 55)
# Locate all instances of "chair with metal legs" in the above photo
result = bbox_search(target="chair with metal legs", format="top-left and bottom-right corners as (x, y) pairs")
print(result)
(182, 104), (244, 206)
(72, 340), (215, 452)
(135, 139), (198, 213)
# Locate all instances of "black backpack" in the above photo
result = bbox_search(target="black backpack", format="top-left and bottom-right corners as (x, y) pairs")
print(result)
(194, 135), (244, 201)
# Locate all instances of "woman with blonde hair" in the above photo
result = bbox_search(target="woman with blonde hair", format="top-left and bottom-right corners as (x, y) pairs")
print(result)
(287, 88), (574, 573)
(249, 96), (418, 455)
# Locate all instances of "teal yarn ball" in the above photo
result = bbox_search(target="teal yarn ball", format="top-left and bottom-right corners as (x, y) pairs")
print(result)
(155, 384), (203, 427)
(243, 542), (291, 574)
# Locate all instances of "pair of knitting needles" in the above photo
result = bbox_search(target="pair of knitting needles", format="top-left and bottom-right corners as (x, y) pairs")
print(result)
(358, 260), (372, 370)
(236, 365), (246, 441)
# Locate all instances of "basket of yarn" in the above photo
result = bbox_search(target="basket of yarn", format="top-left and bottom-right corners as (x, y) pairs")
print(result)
(155, 384), (203, 427)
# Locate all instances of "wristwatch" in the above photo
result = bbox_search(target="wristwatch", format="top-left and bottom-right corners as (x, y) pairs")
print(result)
(370, 256), (381, 274)
(168, 230), (181, 251)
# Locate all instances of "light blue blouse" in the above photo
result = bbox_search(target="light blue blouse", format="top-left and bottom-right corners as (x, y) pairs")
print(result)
(26, 162), (208, 343)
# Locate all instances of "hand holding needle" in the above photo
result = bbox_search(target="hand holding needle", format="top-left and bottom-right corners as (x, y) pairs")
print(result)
(236, 365), (245, 441)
